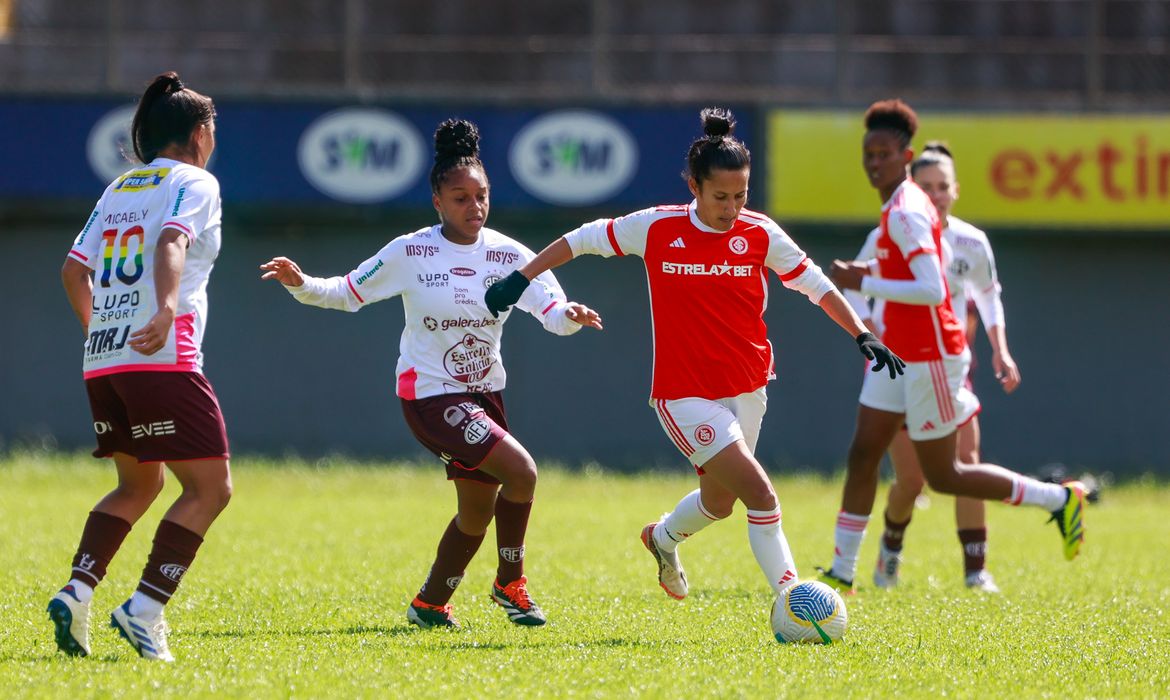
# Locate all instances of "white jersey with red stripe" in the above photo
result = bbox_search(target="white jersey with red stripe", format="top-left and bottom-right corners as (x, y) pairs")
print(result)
(68, 158), (222, 378)
(563, 201), (834, 400)
(285, 224), (582, 400)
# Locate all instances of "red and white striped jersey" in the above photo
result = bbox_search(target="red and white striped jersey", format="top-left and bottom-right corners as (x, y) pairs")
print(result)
(874, 180), (966, 361)
(564, 201), (834, 400)
(68, 158), (222, 378)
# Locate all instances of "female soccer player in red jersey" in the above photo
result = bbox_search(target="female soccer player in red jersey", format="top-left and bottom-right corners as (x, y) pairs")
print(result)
(51, 72), (231, 662)
(818, 100), (1086, 594)
(261, 119), (601, 629)
(844, 143), (1023, 592)
(485, 107), (903, 602)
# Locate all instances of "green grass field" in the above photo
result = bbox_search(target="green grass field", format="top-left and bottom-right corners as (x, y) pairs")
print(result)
(2, 452), (1168, 698)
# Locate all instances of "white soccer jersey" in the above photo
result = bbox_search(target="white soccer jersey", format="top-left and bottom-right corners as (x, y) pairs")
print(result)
(847, 217), (1004, 336)
(945, 216), (1004, 332)
(285, 224), (582, 400)
(68, 158), (223, 378)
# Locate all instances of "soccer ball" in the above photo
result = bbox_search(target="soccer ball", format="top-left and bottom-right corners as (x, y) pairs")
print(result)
(771, 581), (848, 644)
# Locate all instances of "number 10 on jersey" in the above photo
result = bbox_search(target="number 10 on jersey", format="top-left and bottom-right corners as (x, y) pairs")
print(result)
(99, 226), (145, 288)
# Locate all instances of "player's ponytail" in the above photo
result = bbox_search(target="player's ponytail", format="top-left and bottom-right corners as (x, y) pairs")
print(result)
(131, 71), (215, 164)
(683, 107), (751, 186)
(430, 118), (485, 193)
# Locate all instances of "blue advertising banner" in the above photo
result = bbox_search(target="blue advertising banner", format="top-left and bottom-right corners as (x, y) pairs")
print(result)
(0, 98), (757, 211)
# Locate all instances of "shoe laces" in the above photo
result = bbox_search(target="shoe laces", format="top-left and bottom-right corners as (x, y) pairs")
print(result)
(499, 577), (534, 610)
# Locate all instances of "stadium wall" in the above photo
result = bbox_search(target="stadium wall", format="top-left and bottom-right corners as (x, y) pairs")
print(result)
(2, 99), (1166, 475)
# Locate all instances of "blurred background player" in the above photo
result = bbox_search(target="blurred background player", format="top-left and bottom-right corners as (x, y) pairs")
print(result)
(51, 71), (231, 662)
(485, 107), (903, 604)
(260, 119), (601, 630)
(843, 143), (1022, 592)
(820, 99), (1086, 594)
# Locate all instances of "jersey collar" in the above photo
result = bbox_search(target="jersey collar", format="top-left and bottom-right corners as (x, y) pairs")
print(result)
(687, 200), (729, 234)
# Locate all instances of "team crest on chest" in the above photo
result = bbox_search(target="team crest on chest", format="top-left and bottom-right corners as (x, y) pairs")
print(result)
(729, 236), (748, 255)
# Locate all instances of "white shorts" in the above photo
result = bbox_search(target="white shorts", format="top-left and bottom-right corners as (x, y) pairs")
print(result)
(858, 351), (980, 441)
(650, 387), (767, 472)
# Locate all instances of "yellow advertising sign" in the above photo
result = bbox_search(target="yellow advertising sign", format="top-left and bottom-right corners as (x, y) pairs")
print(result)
(768, 111), (1170, 228)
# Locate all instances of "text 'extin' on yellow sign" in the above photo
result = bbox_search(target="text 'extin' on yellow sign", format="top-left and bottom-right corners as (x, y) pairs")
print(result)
(768, 111), (1170, 228)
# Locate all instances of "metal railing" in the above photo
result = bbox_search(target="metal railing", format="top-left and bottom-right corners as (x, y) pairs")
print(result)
(0, 0), (1166, 109)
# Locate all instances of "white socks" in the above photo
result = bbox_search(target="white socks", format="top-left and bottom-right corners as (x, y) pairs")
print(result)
(830, 511), (871, 582)
(746, 506), (798, 595)
(67, 579), (94, 603)
(128, 591), (165, 619)
(1005, 475), (1068, 511)
(654, 489), (722, 554)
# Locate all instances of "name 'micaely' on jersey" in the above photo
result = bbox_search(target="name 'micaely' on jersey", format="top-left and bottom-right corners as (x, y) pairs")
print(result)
(874, 180), (966, 362)
(563, 201), (834, 401)
(68, 158), (223, 378)
(285, 224), (582, 400)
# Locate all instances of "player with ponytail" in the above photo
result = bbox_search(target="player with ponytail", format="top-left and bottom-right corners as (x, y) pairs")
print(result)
(53, 72), (228, 662)
(486, 107), (902, 606)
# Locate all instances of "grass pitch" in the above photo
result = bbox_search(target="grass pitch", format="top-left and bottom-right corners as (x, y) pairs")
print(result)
(1, 451), (1168, 698)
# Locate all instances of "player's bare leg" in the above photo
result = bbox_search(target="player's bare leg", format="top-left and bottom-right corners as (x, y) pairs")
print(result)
(111, 458), (231, 662)
(409, 479), (493, 630)
(823, 405), (904, 590)
(874, 431), (922, 589)
(914, 432), (1085, 560)
(477, 436), (545, 625)
(50, 452), (161, 656)
(700, 441), (798, 596)
(953, 417), (997, 591)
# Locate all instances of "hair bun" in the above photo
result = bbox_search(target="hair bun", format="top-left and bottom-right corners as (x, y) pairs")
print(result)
(434, 119), (480, 162)
(922, 141), (953, 159)
(700, 107), (735, 139)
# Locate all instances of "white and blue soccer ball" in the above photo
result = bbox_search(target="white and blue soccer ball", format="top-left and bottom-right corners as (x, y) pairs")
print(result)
(771, 581), (848, 644)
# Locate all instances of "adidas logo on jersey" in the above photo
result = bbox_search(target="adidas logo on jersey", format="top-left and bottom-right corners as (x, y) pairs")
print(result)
(669, 237), (686, 248)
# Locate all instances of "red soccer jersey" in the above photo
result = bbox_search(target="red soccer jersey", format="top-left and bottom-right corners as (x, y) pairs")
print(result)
(564, 202), (833, 400)
(875, 181), (966, 361)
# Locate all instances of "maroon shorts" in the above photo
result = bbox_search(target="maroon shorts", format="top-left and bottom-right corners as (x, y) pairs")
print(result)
(85, 371), (230, 463)
(400, 391), (509, 485)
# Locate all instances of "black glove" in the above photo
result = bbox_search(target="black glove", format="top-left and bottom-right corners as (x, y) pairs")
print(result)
(485, 270), (531, 318)
(856, 332), (906, 379)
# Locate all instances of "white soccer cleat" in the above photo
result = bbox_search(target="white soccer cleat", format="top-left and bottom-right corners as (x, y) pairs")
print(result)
(873, 543), (902, 589)
(964, 570), (1001, 593)
(640, 522), (688, 600)
(110, 601), (175, 662)
(47, 586), (91, 657)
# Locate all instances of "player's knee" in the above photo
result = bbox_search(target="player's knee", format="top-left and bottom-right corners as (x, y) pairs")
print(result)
(115, 474), (165, 504)
(740, 482), (778, 512)
(923, 469), (960, 495)
(502, 456), (537, 499)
